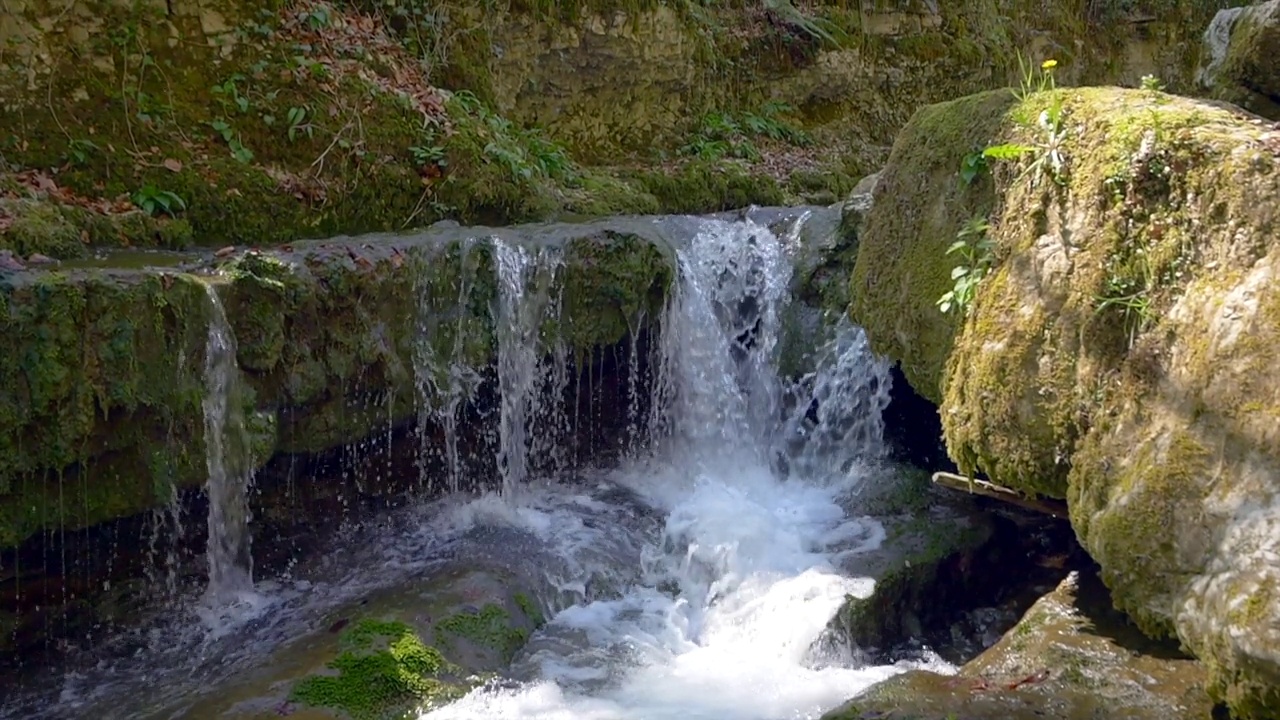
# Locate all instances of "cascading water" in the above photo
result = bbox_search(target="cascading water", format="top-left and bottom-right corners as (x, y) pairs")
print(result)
(491, 239), (570, 496)
(4, 211), (947, 720)
(199, 283), (256, 605)
(419, 215), (930, 720)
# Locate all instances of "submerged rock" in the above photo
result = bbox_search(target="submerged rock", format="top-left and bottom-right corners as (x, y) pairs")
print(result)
(823, 569), (1215, 720)
(850, 85), (1280, 716)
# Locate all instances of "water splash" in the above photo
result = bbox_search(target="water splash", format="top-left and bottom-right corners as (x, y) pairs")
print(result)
(419, 215), (923, 720)
(199, 283), (255, 605)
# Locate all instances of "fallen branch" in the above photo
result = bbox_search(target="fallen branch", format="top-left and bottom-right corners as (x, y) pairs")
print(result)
(931, 471), (1068, 518)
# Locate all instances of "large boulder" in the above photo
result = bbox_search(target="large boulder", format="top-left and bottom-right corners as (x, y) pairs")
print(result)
(823, 569), (1216, 720)
(1200, 1), (1280, 120)
(850, 85), (1280, 717)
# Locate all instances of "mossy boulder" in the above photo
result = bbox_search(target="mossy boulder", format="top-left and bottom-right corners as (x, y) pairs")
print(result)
(849, 85), (1280, 716)
(1204, 1), (1280, 120)
(144, 563), (547, 719)
(0, 269), (217, 547)
(822, 569), (1215, 720)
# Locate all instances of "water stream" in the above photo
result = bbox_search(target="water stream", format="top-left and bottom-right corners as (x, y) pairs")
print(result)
(2, 210), (950, 720)
(419, 215), (921, 720)
(199, 283), (256, 606)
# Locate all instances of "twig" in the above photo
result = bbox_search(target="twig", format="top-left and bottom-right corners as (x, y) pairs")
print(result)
(931, 471), (1068, 518)
(309, 120), (353, 176)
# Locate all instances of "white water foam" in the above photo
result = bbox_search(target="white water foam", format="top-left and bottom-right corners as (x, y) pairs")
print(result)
(418, 216), (945, 720)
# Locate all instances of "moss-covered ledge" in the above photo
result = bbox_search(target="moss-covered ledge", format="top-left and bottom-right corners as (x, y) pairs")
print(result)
(0, 221), (674, 549)
(848, 84), (1280, 718)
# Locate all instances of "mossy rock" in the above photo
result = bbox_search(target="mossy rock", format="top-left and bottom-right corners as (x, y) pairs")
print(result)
(0, 269), (214, 546)
(1, 219), (677, 545)
(155, 565), (547, 720)
(822, 570), (1215, 720)
(850, 84), (1280, 717)
(1207, 1), (1280, 120)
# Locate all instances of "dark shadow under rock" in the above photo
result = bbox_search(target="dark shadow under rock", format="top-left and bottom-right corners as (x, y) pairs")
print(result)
(822, 568), (1218, 720)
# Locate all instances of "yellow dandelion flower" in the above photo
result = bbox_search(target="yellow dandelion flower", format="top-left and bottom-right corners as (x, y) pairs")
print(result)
(1042, 59), (1058, 70)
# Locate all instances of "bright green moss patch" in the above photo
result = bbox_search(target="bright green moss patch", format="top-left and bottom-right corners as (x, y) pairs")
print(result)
(513, 592), (546, 629)
(436, 604), (528, 662)
(291, 618), (465, 719)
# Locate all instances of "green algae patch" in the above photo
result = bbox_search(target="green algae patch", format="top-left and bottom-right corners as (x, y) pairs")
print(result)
(436, 604), (529, 663)
(290, 619), (466, 720)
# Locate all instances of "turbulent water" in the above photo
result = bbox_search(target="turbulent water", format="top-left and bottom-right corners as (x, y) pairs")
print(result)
(417, 216), (924, 720)
(2, 210), (952, 720)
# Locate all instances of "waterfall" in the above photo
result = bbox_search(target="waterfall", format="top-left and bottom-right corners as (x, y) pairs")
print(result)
(491, 238), (570, 496)
(422, 212), (911, 720)
(414, 239), (485, 494)
(199, 283), (255, 604)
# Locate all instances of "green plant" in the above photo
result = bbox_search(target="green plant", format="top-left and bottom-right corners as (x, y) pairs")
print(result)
(65, 138), (100, 166)
(982, 77), (1069, 187)
(959, 148), (988, 186)
(410, 143), (446, 168)
(1140, 74), (1165, 92)
(131, 185), (187, 217)
(1013, 55), (1057, 102)
(208, 119), (255, 163)
(286, 106), (314, 141)
(937, 215), (994, 316)
(679, 103), (809, 162)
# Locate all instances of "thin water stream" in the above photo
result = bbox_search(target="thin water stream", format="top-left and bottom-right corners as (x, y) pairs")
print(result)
(2, 210), (950, 720)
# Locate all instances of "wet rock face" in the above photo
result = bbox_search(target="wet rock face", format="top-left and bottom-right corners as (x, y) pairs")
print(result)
(820, 470), (1088, 668)
(823, 569), (1217, 720)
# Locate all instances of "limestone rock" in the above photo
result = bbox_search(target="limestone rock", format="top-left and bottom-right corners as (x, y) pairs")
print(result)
(1201, 1), (1280, 119)
(823, 570), (1215, 720)
(850, 86), (1280, 717)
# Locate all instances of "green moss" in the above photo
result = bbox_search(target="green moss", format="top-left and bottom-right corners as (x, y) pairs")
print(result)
(631, 161), (786, 215)
(560, 232), (672, 352)
(436, 604), (528, 662)
(291, 618), (465, 720)
(513, 592), (546, 628)
(850, 89), (1013, 404)
(0, 270), (211, 546)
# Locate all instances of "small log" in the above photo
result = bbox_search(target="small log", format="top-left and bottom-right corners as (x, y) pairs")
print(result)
(931, 471), (1069, 518)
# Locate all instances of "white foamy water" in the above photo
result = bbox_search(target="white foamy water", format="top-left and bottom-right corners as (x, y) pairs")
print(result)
(416, 217), (947, 720)
(3, 211), (952, 720)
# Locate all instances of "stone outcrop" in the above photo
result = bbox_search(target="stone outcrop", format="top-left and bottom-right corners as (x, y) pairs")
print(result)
(1200, 1), (1280, 120)
(849, 85), (1280, 717)
(823, 570), (1216, 720)
(0, 0), (1241, 263)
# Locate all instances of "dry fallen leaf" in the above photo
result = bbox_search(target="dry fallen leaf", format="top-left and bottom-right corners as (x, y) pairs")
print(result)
(163, 158), (183, 173)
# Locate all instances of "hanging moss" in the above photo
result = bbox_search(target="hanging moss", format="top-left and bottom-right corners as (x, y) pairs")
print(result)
(0, 270), (212, 546)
